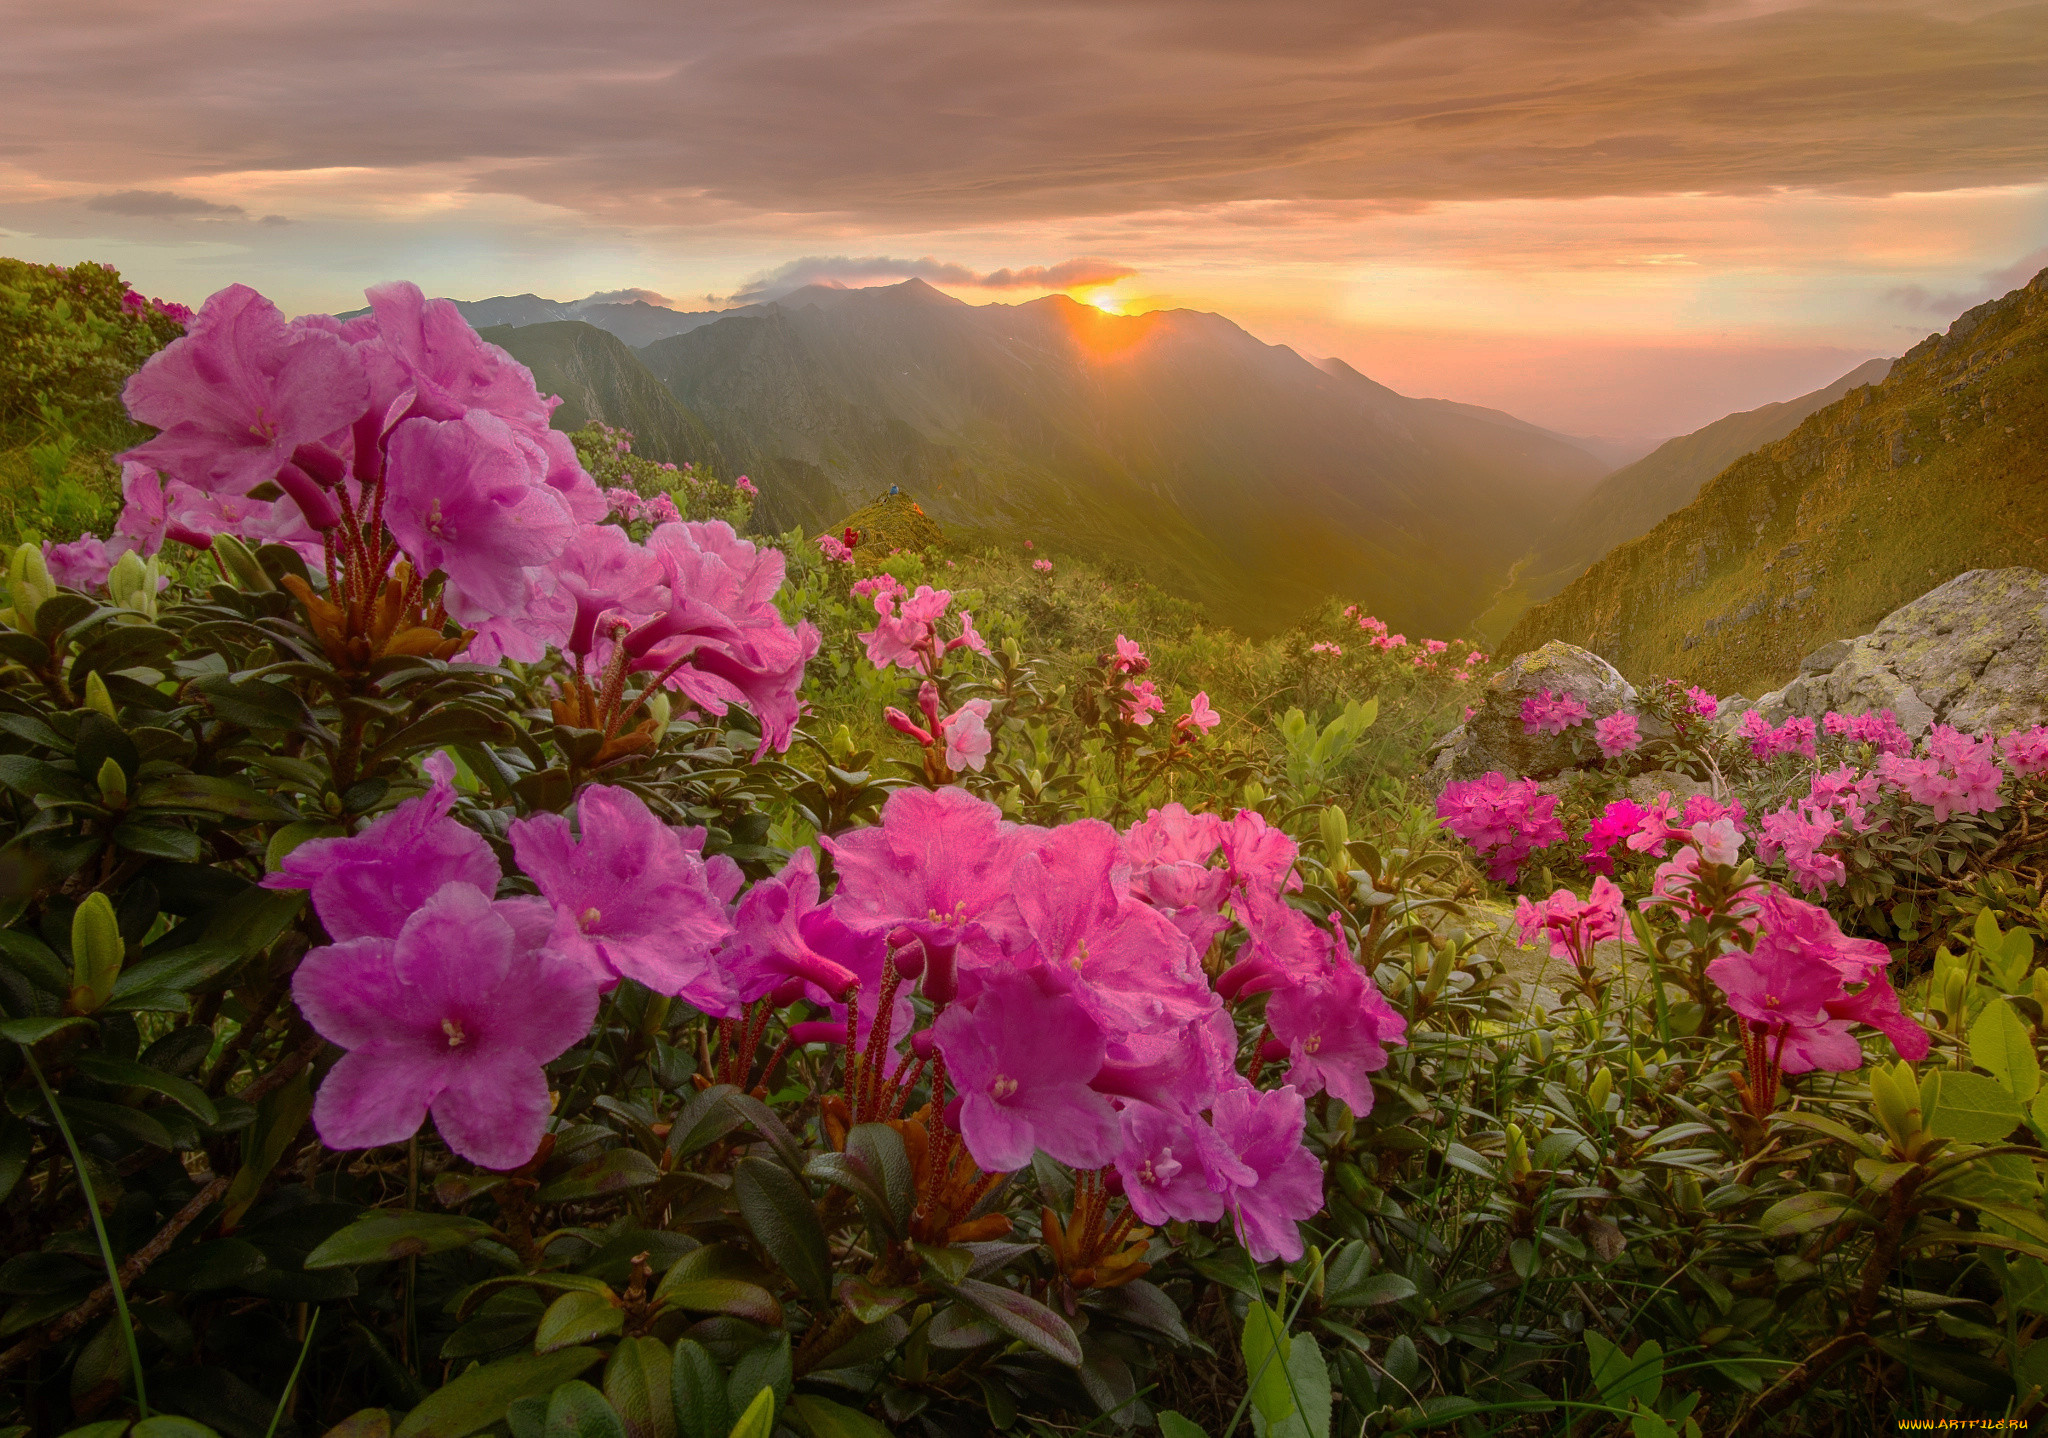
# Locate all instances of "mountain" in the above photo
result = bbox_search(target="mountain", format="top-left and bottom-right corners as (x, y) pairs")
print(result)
(634, 280), (1612, 635)
(343, 293), (740, 348)
(476, 321), (724, 468)
(1500, 269), (2048, 697)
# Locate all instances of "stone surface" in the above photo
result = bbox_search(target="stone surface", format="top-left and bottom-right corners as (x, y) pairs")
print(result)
(1426, 641), (1648, 788)
(1747, 567), (2047, 735)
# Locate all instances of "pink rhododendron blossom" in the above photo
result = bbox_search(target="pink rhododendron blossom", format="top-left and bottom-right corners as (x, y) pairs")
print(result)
(292, 881), (598, 1169)
(1823, 709), (1911, 754)
(1309, 641), (1343, 656)
(1467, 650), (1487, 666)
(934, 969), (1119, 1172)
(1514, 876), (1632, 968)
(508, 784), (738, 1013)
(1689, 817), (1746, 867)
(264, 753), (500, 942)
(42, 535), (117, 591)
(1877, 726), (2006, 821)
(736, 476), (757, 496)
(1521, 689), (1592, 735)
(1176, 692), (1220, 736)
(1121, 678), (1166, 726)
(1580, 798), (1646, 876)
(1739, 711), (1819, 761)
(1685, 686), (1719, 719)
(718, 848), (881, 1013)
(939, 698), (994, 772)
(2003, 725), (2048, 776)
(1756, 804), (1845, 894)
(1032, 558), (1053, 573)
(1436, 772), (1567, 882)
(1205, 1084), (1324, 1262)
(815, 534), (852, 562)
(1216, 892), (1337, 1003)
(623, 521), (820, 758)
(1424, 638), (1448, 655)
(1623, 792), (1688, 859)
(112, 463), (169, 558)
(1265, 960), (1407, 1115)
(550, 523), (666, 659)
(1218, 810), (1302, 905)
(1112, 634), (1149, 673)
(850, 573), (903, 604)
(1594, 711), (1641, 758)
(121, 283), (371, 502)
(1114, 1104), (1230, 1224)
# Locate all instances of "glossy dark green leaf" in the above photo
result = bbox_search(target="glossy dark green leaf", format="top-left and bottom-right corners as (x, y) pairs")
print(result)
(110, 822), (205, 862)
(392, 1347), (605, 1438)
(0, 1015), (92, 1046)
(538, 1147), (662, 1203)
(305, 1211), (494, 1268)
(785, 1395), (890, 1438)
(134, 773), (299, 823)
(724, 1388), (774, 1438)
(669, 1339), (730, 1438)
(949, 1278), (1082, 1365)
(602, 1337), (675, 1438)
(844, 1123), (914, 1233)
(72, 1054), (219, 1124)
(191, 675), (312, 732)
(0, 930), (68, 992)
(719, 1092), (804, 1177)
(651, 1279), (782, 1326)
(60, 1096), (177, 1151)
(665, 1084), (743, 1161)
(539, 1380), (629, 1438)
(0, 755), (86, 802)
(111, 942), (243, 1000)
(733, 1158), (830, 1303)
(535, 1290), (625, 1353)
(145, 1238), (267, 1291)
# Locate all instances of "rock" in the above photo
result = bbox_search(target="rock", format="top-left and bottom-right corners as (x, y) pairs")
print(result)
(1750, 567), (2047, 735)
(1426, 641), (1646, 788)
(1625, 770), (1711, 807)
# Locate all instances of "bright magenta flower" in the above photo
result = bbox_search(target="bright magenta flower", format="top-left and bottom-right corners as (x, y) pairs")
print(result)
(1265, 960), (1407, 1115)
(121, 283), (370, 501)
(934, 969), (1119, 1172)
(1204, 1084), (1324, 1263)
(1124, 804), (1232, 950)
(718, 847), (878, 1009)
(265, 754), (500, 941)
(1594, 712), (1641, 758)
(1513, 876), (1631, 968)
(292, 882), (598, 1169)
(551, 522), (666, 659)
(1113, 1103), (1231, 1225)
(509, 784), (738, 1013)
(1112, 634), (1150, 673)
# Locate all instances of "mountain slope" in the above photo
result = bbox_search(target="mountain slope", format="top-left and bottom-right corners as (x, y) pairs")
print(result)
(476, 321), (725, 469)
(1501, 270), (2048, 696)
(638, 281), (1611, 636)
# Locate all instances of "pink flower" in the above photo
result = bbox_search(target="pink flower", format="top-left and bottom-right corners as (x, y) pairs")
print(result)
(1436, 772), (1567, 883)
(1309, 641), (1343, 657)
(934, 969), (1119, 1172)
(1467, 650), (1487, 666)
(1685, 686), (1718, 720)
(1265, 961), (1407, 1115)
(1424, 638), (1448, 655)
(1594, 712), (1641, 758)
(1176, 691), (1220, 736)
(1204, 1084), (1325, 1263)
(736, 476), (757, 497)
(1580, 798), (1646, 876)
(1219, 810), (1303, 903)
(1123, 804), (1232, 950)
(1520, 689), (1591, 736)
(550, 523), (666, 659)
(383, 410), (577, 616)
(1032, 558), (1053, 573)
(112, 463), (169, 558)
(1216, 892), (1336, 1003)
(1689, 817), (1746, 867)
(1756, 804), (1843, 894)
(940, 698), (994, 772)
(361, 281), (556, 435)
(264, 754), (500, 942)
(1112, 634), (1150, 673)
(815, 534), (852, 563)
(42, 535), (117, 591)
(508, 784), (738, 1013)
(623, 521), (821, 759)
(1121, 678), (1167, 726)
(858, 584), (952, 673)
(1114, 1104), (1229, 1225)
(717, 847), (876, 1008)
(1513, 876), (1631, 968)
(120, 283), (370, 502)
(2003, 725), (2048, 776)
(292, 881), (598, 1169)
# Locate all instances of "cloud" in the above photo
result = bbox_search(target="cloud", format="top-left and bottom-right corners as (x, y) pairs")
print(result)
(1886, 247), (2048, 316)
(85, 189), (247, 219)
(572, 286), (674, 306)
(6, 2), (2040, 231)
(730, 254), (1135, 302)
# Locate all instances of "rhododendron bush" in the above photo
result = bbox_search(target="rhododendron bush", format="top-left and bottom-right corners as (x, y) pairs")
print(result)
(3, 278), (2045, 1437)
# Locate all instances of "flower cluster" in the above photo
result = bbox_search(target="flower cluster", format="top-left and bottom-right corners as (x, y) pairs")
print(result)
(1436, 772), (1567, 881)
(1521, 688), (1591, 736)
(1736, 709), (1818, 760)
(858, 582), (987, 675)
(1514, 875), (1630, 970)
(1593, 711), (1641, 758)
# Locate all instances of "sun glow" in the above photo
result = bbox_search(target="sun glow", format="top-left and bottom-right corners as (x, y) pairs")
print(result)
(1082, 289), (1122, 314)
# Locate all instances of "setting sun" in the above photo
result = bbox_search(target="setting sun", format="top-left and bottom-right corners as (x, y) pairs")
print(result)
(1082, 289), (1121, 314)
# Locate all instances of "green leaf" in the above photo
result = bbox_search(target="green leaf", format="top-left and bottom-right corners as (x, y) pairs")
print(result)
(785, 1395), (891, 1438)
(1870, 1336), (2014, 1410)
(131, 1420), (223, 1438)
(145, 1238), (267, 1291)
(844, 1123), (915, 1234)
(68, 891), (123, 1013)
(1969, 1000), (2040, 1103)
(111, 943), (244, 1000)
(1756, 1191), (1869, 1238)
(723, 1388), (774, 1438)
(724, 1335), (790, 1418)
(719, 1092), (805, 1177)
(71, 1054), (219, 1125)
(133, 773), (299, 822)
(1586, 1330), (1664, 1408)
(732, 1157), (831, 1303)
(537, 1147), (661, 1203)
(0, 1118), (31, 1204)
(650, 1279), (781, 1327)
(1158, 1415), (1211, 1438)
(535, 1290), (625, 1353)
(0, 930), (68, 992)
(0, 1015), (92, 1046)
(664, 1084), (743, 1161)
(540, 1381), (629, 1438)
(602, 1337), (675, 1438)
(1327, 1272), (1415, 1309)
(393, 1348), (605, 1438)
(305, 1211), (494, 1268)
(1925, 1069), (2026, 1143)
(951, 1277), (1082, 1365)
(669, 1339), (730, 1438)
(110, 823), (206, 862)
(1241, 1303), (1296, 1430)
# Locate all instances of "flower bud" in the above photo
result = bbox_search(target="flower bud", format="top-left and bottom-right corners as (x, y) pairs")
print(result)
(97, 757), (127, 807)
(1505, 1122), (1532, 1182)
(83, 670), (117, 721)
(106, 551), (159, 619)
(1526, 1028), (1554, 1063)
(1870, 1060), (1921, 1151)
(889, 933), (926, 979)
(68, 891), (124, 1015)
(1319, 804), (1350, 869)
(769, 977), (807, 1008)
(211, 533), (275, 592)
(642, 687), (672, 730)
(1588, 1065), (1614, 1112)
(7, 543), (55, 630)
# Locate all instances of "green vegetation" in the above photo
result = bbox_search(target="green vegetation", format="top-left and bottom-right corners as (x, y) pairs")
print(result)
(1504, 269), (2048, 693)
(478, 320), (726, 471)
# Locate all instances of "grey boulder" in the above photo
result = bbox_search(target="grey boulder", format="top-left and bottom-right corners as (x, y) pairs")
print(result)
(1427, 641), (1654, 787)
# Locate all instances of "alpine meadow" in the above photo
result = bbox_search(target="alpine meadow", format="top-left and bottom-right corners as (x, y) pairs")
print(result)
(3, 5), (2048, 1438)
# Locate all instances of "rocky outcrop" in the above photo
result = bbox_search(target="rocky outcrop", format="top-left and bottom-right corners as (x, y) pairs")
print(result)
(1746, 567), (2048, 735)
(1426, 641), (1654, 787)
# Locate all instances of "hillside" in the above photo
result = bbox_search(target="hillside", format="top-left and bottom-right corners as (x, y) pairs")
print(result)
(476, 321), (726, 469)
(1501, 268), (2048, 696)
(636, 281), (1612, 636)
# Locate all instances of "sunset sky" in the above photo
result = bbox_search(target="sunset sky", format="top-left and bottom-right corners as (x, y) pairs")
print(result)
(3, 0), (2044, 439)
